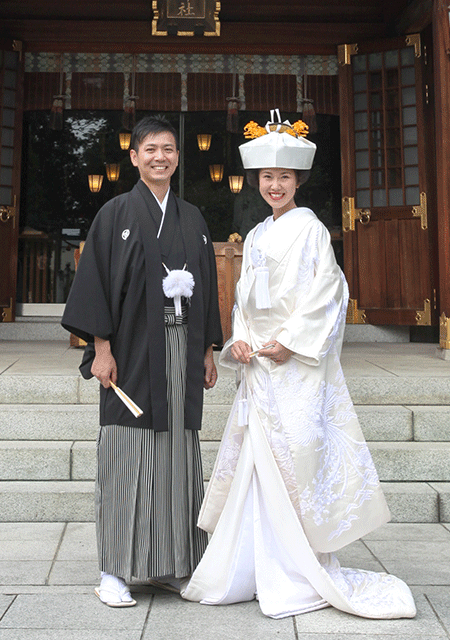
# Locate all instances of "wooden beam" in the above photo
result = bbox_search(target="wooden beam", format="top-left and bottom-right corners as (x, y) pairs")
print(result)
(0, 19), (389, 53)
(395, 0), (432, 34)
(432, 0), (450, 316)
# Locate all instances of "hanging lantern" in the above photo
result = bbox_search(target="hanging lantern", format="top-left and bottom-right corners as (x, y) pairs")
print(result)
(197, 134), (212, 151)
(209, 164), (224, 182)
(119, 132), (131, 150)
(88, 174), (103, 193)
(105, 163), (121, 182)
(122, 97), (137, 130)
(50, 96), (65, 131)
(49, 54), (66, 131)
(302, 75), (317, 134)
(229, 175), (244, 193)
(302, 99), (317, 134)
(226, 97), (240, 134)
(123, 56), (138, 130)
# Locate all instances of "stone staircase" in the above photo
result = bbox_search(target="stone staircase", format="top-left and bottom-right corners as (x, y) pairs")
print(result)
(0, 339), (449, 523)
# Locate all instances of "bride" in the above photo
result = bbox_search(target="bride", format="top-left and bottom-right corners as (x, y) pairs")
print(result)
(181, 110), (416, 620)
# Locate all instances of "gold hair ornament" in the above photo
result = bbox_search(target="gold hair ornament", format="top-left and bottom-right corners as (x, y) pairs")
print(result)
(244, 109), (309, 140)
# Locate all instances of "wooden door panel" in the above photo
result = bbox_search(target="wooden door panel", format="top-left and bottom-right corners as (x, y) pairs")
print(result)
(0, 42), (23, 322)
(357, 221), (386, 308)
(385, 219), (401, 307)
(398, 218), (430, 308)
(339, 35), (437, 326)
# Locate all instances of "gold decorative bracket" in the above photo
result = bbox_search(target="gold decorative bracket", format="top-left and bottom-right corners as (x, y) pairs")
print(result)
(12, 40), (23, 61)
(412, 192), (427, 229)
(440, 313), (450, 349)
(0, 195), (17, 229)
(405, 33), (421, 57)
(342, 197), (371, 232)
(346, 298), (367, 324)
(338, 43), (358, 66)
(1, 298), (13, 322)
(415, 299), (431, 325)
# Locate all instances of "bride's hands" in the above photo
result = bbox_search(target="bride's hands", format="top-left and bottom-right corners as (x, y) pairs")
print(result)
(230, 340), (252, 364)
(231, 339), (293, 365)
(257, 341), (293, 365)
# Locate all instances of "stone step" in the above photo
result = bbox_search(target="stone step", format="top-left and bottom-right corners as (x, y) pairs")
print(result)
(0, 403), (449, 443)
(0, 480), (446, 523)
(0, 317), (67, 341)
(1, 371), (450, 406)
(2, 440), (450, 483)
(0, 404), (450, 442)
(0, 319), (409, 342)
(0, 481), (95, 522)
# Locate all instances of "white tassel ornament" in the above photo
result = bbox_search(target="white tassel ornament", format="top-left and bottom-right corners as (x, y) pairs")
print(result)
(162, 265), (195, 317)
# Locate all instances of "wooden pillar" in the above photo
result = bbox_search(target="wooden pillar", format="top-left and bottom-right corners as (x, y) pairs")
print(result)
(432, 0), (450, 350)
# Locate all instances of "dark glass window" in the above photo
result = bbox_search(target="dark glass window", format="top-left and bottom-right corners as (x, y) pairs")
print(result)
(19, 109), (342, 303)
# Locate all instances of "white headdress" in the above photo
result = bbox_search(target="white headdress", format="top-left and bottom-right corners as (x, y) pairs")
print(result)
(239, 108), (316, 170)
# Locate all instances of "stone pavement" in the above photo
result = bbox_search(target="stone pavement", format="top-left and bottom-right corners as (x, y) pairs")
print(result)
(0, 522), (449, 639)
(1, 340), (450, 637)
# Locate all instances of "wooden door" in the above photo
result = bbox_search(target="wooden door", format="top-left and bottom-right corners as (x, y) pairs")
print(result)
(0, 41), (23, 322)
(339, 35), (437, 326)
(213, 242), (243, 344)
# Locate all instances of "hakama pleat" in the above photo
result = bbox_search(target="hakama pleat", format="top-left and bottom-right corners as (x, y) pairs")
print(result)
(96, 307), (208, 582)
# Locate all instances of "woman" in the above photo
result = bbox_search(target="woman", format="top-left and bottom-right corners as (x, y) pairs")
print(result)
(182, 111), (416, 619)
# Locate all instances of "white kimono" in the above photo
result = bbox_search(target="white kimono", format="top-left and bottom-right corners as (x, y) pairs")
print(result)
(182, 208), (416, 619)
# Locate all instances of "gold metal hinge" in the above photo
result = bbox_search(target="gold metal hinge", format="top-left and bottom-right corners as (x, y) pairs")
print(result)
(412, 192), (427, 229)
(415, 299), (431, 325)
(0, 195), (16, 229)
(346, 298), (366, 324)
(405, 33), (421, 57)
(342, 197), (371, 232)
(1, 298), (13, 322)
(338, 43), (358, 66)
(440, 313), (450, 349)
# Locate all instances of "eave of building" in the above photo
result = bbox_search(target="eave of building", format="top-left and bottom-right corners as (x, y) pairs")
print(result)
(0, 0), (433, 54)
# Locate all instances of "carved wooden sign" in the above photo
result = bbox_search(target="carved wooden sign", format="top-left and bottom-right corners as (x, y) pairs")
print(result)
(152, 0), (220, 36)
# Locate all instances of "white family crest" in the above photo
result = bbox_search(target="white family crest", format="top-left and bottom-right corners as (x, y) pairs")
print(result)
(122, 229), (130, 240)
(203, 234), (207, 244)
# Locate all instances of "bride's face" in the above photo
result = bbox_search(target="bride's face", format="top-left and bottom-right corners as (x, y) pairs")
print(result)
(258, 168), (300, 217)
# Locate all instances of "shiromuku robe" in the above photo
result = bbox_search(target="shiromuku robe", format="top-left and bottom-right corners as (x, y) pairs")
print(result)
(62, 180), (222, 431)
(182, 207), (416, 619)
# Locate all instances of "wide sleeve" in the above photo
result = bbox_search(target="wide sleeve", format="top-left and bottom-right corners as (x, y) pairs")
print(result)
(202, 220), (223, 350)
(273, 220), (348, 366)
(61, 203), (115, 343)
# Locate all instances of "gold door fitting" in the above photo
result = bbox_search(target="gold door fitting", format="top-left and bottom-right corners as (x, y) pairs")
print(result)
(342, 197), (371, 232)
(338, 43), (358, 66)
(346, 298), (366, 324)
(0, 195), (17, 229)
(415, 299), (431, 325)
(412, 192), (427, 229)
(1, 298), (13, 322)
(440, 313), (450, 349)
(405, 33), (421, 58)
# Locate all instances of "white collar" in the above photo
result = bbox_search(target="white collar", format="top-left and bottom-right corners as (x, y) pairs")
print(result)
(151, 188), (170, 238)
(152, 187), (170, 214)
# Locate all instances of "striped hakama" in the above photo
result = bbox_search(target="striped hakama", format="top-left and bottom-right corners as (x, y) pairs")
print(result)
(95, 307), (208, 582)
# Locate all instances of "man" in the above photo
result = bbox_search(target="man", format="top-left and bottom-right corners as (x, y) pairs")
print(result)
(62, 115), (222, 607)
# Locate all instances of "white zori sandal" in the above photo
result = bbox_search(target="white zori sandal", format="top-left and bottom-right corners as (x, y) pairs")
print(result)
(95, 572), (136, 607)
